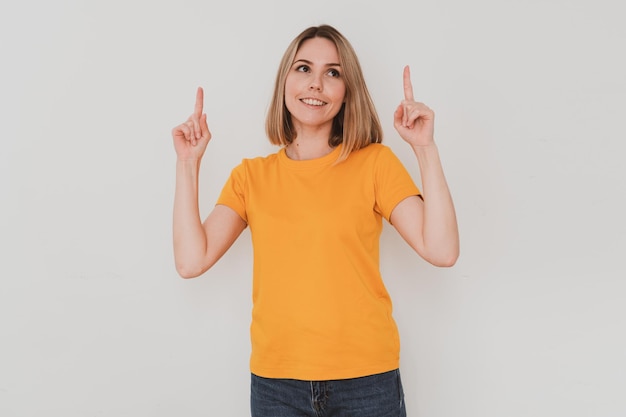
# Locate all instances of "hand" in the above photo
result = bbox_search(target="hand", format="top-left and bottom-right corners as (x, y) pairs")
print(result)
(393, 66), (435, 147)
(172, 87), (212, 160)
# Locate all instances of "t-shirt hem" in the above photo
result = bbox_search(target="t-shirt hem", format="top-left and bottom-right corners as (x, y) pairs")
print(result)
(385, 191), (422, 224)
(250, 360), (400, 381)
(214, 201), (247, 224)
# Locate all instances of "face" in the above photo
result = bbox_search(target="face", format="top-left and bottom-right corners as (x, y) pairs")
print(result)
(284, 37), (346, 135)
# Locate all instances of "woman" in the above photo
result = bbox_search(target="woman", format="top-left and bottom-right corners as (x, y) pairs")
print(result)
(172, 25), (459, 417)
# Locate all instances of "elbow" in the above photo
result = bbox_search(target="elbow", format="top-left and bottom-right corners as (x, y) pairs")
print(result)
(175, 256), (218, 279)
(174, 252), (217, 279)
(431, 254), (458, 268)
(176, 267), (201, 279)
(424, 247), (459, 268)
(175, 262), (205, 279)
(174, 249), (213, 279)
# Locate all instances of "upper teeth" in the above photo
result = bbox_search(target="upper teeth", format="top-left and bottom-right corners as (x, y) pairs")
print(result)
(302, 98), (325, 106)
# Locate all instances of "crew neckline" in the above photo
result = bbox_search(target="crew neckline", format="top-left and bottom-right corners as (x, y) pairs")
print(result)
(278, 144), (343, 170)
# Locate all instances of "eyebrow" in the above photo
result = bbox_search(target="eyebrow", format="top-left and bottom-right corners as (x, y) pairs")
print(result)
(293, 59), (341, 67)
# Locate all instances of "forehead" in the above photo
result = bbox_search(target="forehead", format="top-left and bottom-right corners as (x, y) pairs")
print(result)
(294, 37), (340, 63)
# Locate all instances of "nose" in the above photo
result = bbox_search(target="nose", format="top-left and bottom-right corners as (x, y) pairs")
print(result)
(309, 75), (322, 91)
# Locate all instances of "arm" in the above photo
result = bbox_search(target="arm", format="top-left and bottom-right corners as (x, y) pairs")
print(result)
(390, 66), (459, 267)
(172, 87), (247, 278)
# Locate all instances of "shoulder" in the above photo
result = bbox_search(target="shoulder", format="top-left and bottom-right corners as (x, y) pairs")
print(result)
(347, 143), (399, 165)
(347, 144), (412, 182)
(233, 149), (282, 172)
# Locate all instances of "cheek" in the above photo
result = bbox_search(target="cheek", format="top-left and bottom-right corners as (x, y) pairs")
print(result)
(283, 80), (295, 107)
(333, 82), (346, 103)
(284, 77), (300, 102)
(284, 72), (300, 93)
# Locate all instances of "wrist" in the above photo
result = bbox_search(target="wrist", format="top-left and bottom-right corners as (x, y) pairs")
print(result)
(410, 142), (443, 169)
(176, 158), (202, 179)
(177, 156), (202, 165)
(410, 141), (438, 153)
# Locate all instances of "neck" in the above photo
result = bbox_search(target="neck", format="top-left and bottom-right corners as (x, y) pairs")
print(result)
(285, 139), (334, 161)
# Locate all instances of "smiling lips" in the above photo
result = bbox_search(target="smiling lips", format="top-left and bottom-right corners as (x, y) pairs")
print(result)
(300, 98), (326, 106)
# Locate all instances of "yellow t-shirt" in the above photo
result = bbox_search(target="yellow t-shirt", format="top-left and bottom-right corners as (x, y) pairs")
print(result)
(217, 143), (420, 380)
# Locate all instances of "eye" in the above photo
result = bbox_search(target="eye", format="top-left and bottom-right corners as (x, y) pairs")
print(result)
(295, 64), (310, 73)
(327, 68), (341, 78)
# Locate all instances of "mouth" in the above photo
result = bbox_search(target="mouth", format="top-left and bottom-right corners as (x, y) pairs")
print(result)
(300, 98), (327, 106)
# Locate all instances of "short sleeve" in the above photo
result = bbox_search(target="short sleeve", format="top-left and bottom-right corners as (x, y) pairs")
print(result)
(216, 161), (248, 223)
(373, 146), (421, 222)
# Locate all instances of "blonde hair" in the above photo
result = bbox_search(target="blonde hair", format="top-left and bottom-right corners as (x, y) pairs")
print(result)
(265, 25), (383, 162)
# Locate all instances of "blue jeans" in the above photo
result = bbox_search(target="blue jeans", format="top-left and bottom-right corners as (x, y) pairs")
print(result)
(250, 369), (407, 417)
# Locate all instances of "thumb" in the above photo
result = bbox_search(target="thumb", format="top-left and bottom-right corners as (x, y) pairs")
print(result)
(393, 104), (404, 127)
(200, 114), (211, 139)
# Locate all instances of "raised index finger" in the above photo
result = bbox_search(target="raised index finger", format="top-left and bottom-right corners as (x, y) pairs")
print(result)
(403, 65), (414, 101)
(194, 87), (204, 116)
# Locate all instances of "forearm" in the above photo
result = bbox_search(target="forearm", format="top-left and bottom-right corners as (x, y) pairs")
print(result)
(173, 158), (209, 277)
(412, 143), (459, 265)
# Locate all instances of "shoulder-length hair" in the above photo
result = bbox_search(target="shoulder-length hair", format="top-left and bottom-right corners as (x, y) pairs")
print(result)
(265, 25), (383, 162)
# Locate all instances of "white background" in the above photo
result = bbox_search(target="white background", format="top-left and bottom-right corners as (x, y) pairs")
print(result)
(1, 0), (625, 416)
